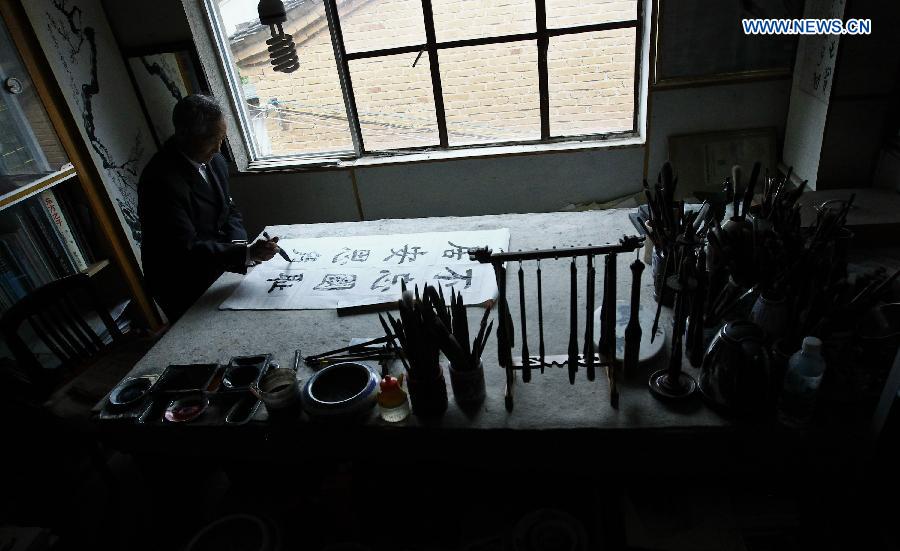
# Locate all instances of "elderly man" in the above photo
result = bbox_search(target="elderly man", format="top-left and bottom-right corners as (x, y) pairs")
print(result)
(138, 95), (279, 322)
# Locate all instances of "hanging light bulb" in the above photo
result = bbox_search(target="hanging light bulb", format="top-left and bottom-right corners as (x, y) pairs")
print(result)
(258, 0), (299, 73)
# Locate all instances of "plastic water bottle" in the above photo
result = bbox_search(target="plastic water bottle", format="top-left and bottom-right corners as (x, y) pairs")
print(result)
(778, 337), (827, 428)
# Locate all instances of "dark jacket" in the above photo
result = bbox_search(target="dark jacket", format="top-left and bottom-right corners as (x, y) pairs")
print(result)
(138, 138), (247, 322)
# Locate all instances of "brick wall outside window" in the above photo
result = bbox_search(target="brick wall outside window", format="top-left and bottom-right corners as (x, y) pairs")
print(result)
(224, 0), (636, 156)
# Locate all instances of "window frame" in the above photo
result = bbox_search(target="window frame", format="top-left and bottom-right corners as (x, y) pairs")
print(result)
(201, 0), (648, 170)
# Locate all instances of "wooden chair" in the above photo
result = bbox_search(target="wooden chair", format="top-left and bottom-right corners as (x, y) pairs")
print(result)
(0, 274), (161, 522)
(0, 273), (132, 406)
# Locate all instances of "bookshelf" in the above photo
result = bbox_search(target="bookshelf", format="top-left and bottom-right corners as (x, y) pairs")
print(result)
(0, 0), (160, 331)
(0, 172), (113, 312)
(0, 163), (77, 211)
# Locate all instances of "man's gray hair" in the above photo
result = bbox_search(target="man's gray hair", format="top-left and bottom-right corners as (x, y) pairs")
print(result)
(172, 94), (223, 142)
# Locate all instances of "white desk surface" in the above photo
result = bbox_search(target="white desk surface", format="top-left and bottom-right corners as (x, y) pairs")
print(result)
(120, 210), (730, 431)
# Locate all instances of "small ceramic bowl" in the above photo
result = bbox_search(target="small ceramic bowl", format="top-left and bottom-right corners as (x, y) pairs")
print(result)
(164, 392), (209, 423)
(300, 362), (378, 419)
(108, 377), (153, 410)
(250, 368), (300, 411)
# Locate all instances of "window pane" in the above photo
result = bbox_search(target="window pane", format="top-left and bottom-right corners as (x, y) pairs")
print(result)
(349, 53), (438, 151)
(339, 0), (426, 54)
(216, 0), (353, 156)
(432, 0), (535, 43)
(546, 0), (637, 28)
(548, 30), (635, 136)
(0, 16), (68, 190)
(440, 41), (540, 146)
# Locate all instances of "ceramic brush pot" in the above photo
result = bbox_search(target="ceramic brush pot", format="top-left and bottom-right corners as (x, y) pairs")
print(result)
(407, 364), (448, 417)
(300, 362), (379, 421)
(449, 360), (486, 405)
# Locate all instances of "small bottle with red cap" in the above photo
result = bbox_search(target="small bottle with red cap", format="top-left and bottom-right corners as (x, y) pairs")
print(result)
(377, 374), (410, 422)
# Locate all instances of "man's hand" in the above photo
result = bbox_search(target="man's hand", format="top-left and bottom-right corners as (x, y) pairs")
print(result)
(248, 236), (280, 262)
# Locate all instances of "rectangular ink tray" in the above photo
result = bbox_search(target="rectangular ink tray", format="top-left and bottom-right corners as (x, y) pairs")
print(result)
(98, 375), (158, 422)
(150, 363), (220, 394)
(137, 391), (261, 426)
(220, 354), (272, 392)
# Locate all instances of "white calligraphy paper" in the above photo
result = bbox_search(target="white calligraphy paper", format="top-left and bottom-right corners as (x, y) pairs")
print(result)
(219, 228), (510, 310)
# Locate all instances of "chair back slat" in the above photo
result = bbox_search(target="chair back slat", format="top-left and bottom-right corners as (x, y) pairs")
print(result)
(47, 303), (92, 360)
(61, 295), (105, 352)
(39, 308), (88, 362)
(55, 298), (102, 355)
(28, 315), (74, 365)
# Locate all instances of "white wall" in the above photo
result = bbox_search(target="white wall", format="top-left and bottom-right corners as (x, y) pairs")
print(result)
(229, 78), (790, 234)
(647, 79), (791, 181)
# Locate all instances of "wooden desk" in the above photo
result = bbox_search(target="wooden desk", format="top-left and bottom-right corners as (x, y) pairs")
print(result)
(95, 210), (881, 551)
(113, 210), (730, 435)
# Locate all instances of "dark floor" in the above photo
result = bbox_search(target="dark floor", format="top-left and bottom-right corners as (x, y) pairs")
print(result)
(2, 415), (898, 551)
(1, 372), (897, 551)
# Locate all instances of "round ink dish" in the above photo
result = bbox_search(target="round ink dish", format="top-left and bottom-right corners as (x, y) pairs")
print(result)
(164, 393), (209, 423)
(301, 362), (378, 420)
(108, 377), (153, 410)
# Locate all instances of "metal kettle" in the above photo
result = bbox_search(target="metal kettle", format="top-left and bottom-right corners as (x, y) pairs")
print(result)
(698, 320), (773, 418)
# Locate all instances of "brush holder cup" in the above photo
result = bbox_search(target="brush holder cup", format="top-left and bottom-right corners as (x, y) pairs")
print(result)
(407, 365), (448, 417)
(449, 361), (486, 405)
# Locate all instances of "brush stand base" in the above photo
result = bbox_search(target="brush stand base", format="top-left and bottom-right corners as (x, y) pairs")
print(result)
(648, 369), (697, 400)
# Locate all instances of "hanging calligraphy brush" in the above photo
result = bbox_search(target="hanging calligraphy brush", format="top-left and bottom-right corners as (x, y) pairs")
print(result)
(567, 258), (579, 384)
(537, 259), (546, 373)
(623, 255), (644, 377)
(518, 262), (532, 382)
(583, 255), (596, 381)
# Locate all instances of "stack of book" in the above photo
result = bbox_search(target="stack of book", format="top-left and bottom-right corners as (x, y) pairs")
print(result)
(0, 185), (97, 313)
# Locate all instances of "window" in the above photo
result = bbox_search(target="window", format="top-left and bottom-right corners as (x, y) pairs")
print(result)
(208, 0), (642, 165)
(0, 16), (69, 192)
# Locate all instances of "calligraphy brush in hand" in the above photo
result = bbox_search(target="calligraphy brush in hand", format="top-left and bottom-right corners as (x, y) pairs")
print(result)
(262, 231), (293, 262)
